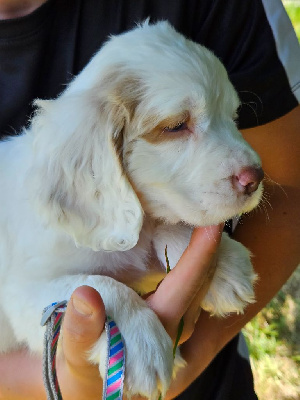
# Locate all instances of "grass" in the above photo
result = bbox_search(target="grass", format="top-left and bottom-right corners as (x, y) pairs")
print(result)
(243, 267), (300, 399)
(285, 4), (300, 41)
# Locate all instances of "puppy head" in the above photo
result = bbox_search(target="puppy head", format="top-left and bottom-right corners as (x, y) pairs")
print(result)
(29, 21), (263, 251)
(106, 21), (264, 226)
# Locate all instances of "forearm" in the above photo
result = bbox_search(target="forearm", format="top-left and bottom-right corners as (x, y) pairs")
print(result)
(0, 349), (46, 400)
(202, 106), (300, 357)
(167, 106), (300, 398)
(167, 201), (300, 399)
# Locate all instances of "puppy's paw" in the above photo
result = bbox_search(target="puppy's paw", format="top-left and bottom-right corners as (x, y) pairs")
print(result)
(201, 233), (257, 316)
(89, 307), (174, 399)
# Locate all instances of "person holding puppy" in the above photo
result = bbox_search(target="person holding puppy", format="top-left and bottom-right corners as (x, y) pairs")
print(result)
(0, 1), (299, 399)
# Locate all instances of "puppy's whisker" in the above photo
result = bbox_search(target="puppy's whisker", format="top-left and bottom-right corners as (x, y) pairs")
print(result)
(261, 193), (272, 210)
(204, 225), (220, 243)
(256, 202), (270, 223)
(204, 226), (213, 241)
(240, 102), (259, 125)
(238, 90), (263, 125)
(262, 204), (270, 223)
(239, 90), (263, 109)
(253, 191), (272, 223)
(264, 173), (288, 198)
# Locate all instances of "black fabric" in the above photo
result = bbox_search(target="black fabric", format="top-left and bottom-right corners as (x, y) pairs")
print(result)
(0, 0), (298, 138)
(0, 1), (298, 398)
(175, 334), (258, 400)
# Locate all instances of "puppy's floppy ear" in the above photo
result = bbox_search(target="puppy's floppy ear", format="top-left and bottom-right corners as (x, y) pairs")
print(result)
(30, 78), (143, 251)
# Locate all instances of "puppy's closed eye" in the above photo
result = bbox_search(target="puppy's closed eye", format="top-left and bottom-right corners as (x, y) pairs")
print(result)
(163, 120), (188, 132)
(142, 113), (191, 144)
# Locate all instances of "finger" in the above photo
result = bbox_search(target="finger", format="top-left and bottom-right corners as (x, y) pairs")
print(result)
(61, 286), (106, 369)
(179, 261), (217, 344)
(147, 225), (223, 336)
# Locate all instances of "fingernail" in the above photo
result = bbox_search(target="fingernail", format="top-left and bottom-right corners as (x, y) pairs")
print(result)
(72, 297), (93, 316)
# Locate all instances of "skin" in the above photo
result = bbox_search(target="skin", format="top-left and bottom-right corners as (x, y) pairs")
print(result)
(0, 2), (299, 399)
(0, 0), (46, 19)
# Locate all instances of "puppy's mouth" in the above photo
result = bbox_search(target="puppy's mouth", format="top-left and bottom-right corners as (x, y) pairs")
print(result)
(201, 169), (264, 223)
(185, 166), (265, 226)
(129, 162), (264, 227)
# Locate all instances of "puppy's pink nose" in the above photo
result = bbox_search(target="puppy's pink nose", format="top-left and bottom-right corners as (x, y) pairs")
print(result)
(234, 166), (264, 195)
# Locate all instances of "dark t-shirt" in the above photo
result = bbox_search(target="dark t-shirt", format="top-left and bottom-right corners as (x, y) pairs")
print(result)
(0, 0), (299, 138)
(0, 1), (299, 398)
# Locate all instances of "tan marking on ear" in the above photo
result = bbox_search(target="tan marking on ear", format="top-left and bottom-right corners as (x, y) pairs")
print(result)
(93, 68), (143, 170)
(99, 67), (142, 121)
(113, 76), (141, 121)
(142, 112), (191, 144)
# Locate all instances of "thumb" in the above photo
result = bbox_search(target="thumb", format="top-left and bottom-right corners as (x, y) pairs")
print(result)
(61, 285), (106, 369)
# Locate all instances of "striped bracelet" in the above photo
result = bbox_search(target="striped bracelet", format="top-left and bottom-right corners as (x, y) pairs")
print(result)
(103, 316), (125, 400)
(41, 301), (125, 400)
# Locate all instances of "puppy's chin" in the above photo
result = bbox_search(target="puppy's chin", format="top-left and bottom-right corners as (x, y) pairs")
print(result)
(142, 182), (263, 227)
(201, 183), (264, 224)
(239, 184), (264, 214)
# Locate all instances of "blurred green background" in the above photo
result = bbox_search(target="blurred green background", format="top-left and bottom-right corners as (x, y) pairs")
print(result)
(285, 2), (300, 40)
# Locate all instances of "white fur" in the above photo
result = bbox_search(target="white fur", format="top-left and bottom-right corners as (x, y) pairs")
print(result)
(0, 22), (262, 398)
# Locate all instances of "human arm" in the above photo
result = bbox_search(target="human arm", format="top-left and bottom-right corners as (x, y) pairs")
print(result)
(164, 104), (300, 398)
(0, 286), (105, 400)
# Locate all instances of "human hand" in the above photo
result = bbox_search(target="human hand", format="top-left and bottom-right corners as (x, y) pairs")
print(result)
(56, 286), (106, 399)
(57, 225), (222, 400)
(0, 225), (221, 400)
(58, 225), (222, 400)
(0, 286), (106, 400)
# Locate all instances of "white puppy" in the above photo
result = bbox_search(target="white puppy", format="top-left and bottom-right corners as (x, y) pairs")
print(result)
(0, 22), (263, 398)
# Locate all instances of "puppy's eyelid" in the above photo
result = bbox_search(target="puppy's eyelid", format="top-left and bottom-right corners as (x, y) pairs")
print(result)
(163, 120), (188, 132)
(163, 112), (190, 133)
